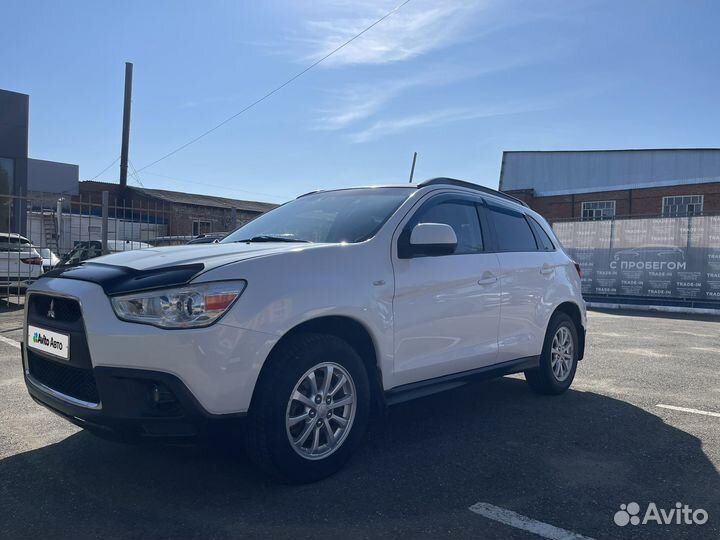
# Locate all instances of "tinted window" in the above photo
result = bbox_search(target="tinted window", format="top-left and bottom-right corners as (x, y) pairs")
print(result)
(413, 200), (483, 254)
(528, 216), (555, 251)
(488, 206), (537, 252)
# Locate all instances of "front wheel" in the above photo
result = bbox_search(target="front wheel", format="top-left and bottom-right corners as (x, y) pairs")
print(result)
(524, 312), (579, 395)
(245, 334), (370, 483)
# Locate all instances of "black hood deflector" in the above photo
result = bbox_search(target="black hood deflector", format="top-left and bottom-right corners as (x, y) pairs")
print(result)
(40, 263), (205, 296)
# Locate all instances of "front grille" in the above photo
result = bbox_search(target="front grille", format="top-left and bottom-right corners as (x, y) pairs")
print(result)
(28, 350), (99, 404)
(28, 294), (82, 325)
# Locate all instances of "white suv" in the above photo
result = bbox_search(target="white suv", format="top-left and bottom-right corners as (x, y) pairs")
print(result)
(23, 178), (586, 482)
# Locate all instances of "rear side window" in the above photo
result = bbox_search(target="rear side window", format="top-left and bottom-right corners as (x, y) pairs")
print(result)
(487, 205), (538, 252)
(528, 216), (555, 251)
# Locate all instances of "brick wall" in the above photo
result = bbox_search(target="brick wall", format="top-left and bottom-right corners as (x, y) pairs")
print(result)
(505, 182), (720, 222)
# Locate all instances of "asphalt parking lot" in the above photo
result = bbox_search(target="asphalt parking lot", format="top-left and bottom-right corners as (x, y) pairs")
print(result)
(0, 304), (718, 540)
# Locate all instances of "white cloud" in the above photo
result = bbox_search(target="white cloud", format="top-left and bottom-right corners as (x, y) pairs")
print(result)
(299, 0), (487, 67)
(313, 52), (539, 131)
(314, 66), (474, 130)
(347, 100), (551, 143)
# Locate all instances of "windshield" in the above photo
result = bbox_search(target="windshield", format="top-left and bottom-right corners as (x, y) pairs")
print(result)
(222, 188), (413, 244)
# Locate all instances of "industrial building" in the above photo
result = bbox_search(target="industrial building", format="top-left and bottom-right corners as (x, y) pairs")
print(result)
(500, 149), (720, 309)
(79, 181), (277, 236)
(499, 149), (720, 221)
(1, 87), (277, 247)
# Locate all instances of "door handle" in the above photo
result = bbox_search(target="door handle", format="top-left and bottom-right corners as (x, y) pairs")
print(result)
(540, 264), (555, 276)
(478, 272), (498, 286)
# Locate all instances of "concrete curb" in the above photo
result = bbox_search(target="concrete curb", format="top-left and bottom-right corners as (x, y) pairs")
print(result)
(587, 301), (720, 316)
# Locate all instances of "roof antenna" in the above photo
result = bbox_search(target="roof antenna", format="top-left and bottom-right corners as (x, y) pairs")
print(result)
(408, 151), (418, 183)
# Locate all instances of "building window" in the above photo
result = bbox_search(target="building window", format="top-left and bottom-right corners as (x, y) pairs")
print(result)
(662, 195), (703, 217)
(192, 220), (212, 236)
(582, 200), (615, 221)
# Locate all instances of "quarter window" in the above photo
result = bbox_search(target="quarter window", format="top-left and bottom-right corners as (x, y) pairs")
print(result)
(528, 216), (555, 251)
(409, 199), (484, 255)
(487, 206), (538, 252)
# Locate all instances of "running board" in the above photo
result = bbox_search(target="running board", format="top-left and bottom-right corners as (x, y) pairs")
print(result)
(385, 356), (540, 406)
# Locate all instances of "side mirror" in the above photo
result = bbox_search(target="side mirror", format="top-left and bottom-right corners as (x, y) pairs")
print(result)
(407, 222), (457, 257)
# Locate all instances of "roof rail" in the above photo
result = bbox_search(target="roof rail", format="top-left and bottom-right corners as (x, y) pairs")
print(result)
(417, 177), (529, 207)
(297, 190), (321, 198)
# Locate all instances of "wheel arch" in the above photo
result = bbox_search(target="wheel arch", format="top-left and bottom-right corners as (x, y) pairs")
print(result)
(250, 315), (386, 414)
(552, 301), (586, 360)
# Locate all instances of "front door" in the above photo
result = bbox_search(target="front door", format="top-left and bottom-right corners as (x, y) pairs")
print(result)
(392, 195), (502, 386)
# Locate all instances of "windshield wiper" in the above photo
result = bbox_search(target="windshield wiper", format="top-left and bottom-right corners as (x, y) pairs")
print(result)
(233, 235), (310, 243)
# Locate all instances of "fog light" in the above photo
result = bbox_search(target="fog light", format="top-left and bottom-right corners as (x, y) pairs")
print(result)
(150, 383), (178, 413)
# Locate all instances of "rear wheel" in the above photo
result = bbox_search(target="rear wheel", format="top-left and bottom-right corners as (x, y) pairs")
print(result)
(524, 312), (578, 395)
(245, 333), (370, 483)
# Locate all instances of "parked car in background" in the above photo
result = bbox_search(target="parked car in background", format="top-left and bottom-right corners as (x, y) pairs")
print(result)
(149, 236), (194, 247)
(0, 233), (43, 293)
(58, 239), (153, 266)
(38, 247), (60, 272)
(187, 233), (227, 244)
(22, 178), (586, 483)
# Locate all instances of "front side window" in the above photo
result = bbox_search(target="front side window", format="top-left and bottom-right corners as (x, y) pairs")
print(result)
(487, 205), (538, 252)
(223, 188), (413, 244)
(409, 199), (484, 255)
(662, 195), (703, 217)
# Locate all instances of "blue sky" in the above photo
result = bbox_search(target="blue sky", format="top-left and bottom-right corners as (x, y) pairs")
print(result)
(3, 0), (720, 203)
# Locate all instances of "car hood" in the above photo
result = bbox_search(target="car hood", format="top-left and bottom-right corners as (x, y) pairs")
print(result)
(87, 242), (326, 271)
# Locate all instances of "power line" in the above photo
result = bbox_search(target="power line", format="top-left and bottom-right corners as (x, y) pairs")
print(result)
(128, 160), (145, 188)
(137, 0), (413, 173)
(140, 171), (291, 200)
(90, 156), (120, 180)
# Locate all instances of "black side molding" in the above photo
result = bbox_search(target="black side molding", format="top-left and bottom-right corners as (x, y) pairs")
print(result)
(385, 356), (539, 406)
(40, 262), (205, 296)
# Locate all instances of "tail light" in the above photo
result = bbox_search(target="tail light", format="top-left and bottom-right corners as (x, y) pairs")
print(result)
(573, 261), (583, 279)
(21, 257), (43, 266)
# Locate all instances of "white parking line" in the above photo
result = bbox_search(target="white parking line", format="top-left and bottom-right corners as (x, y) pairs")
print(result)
(0, 334), (20, 350)
(469, 502), (595, 540)
(657, 404), (720, 418)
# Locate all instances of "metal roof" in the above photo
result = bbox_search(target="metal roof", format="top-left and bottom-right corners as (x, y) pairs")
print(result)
(129, 187), (277, 213)
(499, 149), (720, 196)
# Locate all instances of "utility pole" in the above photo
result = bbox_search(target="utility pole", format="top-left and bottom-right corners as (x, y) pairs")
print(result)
(119, 62), (133, 189)
(408, 151), (418, 183)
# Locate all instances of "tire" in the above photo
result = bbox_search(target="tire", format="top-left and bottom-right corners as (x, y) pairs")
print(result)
(524, 312), (579, 395)
(244, 333), (370, 483)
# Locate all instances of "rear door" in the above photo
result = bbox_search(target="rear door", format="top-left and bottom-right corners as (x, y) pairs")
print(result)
(486, 203), (551, 363)
(392, 193), (502, 386)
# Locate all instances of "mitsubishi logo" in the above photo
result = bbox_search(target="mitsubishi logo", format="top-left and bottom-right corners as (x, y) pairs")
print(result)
(47, 299), (56, 319)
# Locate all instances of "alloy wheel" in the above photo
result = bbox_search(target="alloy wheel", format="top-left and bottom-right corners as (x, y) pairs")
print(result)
(550, 325), (574, 382)
(285, 362), (356, 460)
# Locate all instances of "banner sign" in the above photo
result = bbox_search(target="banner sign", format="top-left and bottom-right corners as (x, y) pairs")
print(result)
(553, 216), (720, 302)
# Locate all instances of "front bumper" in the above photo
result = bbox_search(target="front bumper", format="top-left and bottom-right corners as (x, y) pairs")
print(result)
(23, 347), (245, 442)
(23, 278), (278, 416)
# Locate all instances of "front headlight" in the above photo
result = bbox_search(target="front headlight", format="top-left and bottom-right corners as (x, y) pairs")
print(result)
(110, 281), (246, 329)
